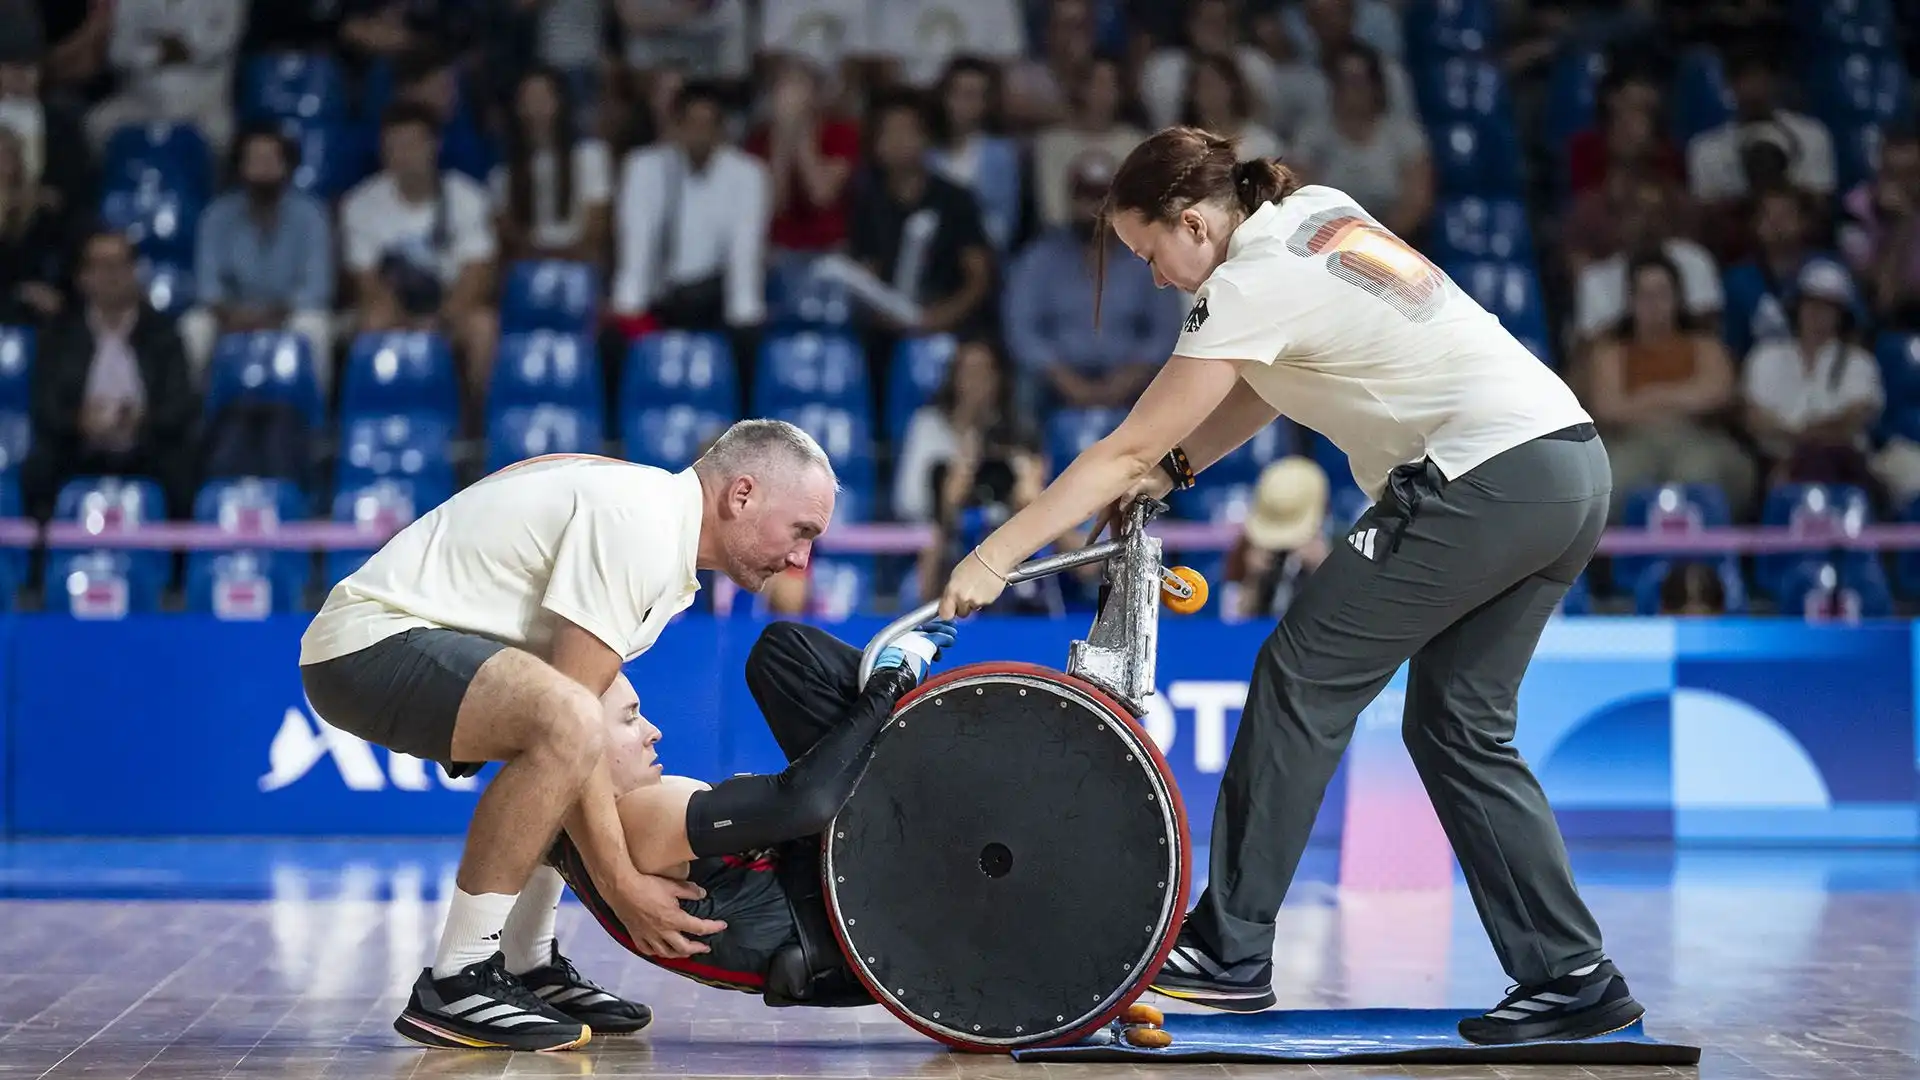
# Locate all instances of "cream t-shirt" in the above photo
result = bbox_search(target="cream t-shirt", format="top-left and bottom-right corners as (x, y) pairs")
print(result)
(301, 456), (704, 665)
(1174, 186), (1593, 499)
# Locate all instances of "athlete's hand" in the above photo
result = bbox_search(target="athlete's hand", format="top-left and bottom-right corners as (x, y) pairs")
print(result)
(873, 619), (958, 685)
(939, 550), (1009, 620)
(611, 871), (727, 958)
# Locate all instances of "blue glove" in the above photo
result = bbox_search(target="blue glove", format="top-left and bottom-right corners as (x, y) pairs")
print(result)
(873, 619), (959, 685)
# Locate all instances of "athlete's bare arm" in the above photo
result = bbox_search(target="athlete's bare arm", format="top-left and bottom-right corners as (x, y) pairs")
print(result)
(615, 779), (707, 878)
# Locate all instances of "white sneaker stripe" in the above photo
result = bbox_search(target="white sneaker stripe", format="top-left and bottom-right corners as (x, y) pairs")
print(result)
(1536, 992), (1579, 1005)
(1175, 946), (1224, 977)
(493, 1013), (562, 1028)
(1510, 999), (1553, 1012)
(546, 987), (596, 1005)
(442, 994), (499, 1016)
(464, 1003), (528, 1024)
(1488, 1008), (1531, 1020)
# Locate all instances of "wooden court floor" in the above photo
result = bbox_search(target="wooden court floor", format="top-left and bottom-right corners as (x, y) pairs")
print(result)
(1, 841), (1916, 1079)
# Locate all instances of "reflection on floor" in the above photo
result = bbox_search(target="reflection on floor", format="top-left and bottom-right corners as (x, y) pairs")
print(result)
(1, 840), (1916, 1078)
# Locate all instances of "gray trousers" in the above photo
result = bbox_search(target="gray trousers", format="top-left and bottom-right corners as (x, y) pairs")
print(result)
(1186, 429), (1611, 987)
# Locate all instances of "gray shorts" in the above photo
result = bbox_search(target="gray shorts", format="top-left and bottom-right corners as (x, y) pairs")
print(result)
(299, 627), (508, 777)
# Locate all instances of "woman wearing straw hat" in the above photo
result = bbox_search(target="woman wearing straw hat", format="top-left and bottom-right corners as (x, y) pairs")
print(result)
(933, 127), (1638, 1046)
(1224, 457), (1330, 620)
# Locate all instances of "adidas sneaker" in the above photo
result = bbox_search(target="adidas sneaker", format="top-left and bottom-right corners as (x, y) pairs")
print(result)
(1457, 960), (1645, 1045)
(393, 952), (590, 1052)
(516, 944), (653, 1034)
(1149, 928), (1276, 1012)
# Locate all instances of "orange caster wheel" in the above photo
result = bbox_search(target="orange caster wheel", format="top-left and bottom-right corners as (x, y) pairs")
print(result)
(1124, 1026), (1174, 1048)
(1160, 566), (1209, 614)
(1122, 1003), (1164, 1027)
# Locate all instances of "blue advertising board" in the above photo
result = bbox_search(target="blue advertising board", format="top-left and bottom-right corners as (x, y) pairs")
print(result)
(0, 614), (1913, 843)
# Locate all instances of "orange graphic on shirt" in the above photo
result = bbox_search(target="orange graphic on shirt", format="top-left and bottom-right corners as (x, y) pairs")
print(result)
(1286, 211), (1449, 323)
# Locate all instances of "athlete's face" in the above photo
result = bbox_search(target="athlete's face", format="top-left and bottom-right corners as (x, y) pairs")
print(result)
(718, 465), (836, 593)
(1112, 205), (1231, 294)
(602, 675), (663, 794)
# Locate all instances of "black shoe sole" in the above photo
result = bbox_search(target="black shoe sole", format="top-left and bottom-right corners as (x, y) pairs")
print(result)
(1458, 996), (1647, 1046)
(1149, 981), (1278, 1013)
(393, 1010), (592, 1052)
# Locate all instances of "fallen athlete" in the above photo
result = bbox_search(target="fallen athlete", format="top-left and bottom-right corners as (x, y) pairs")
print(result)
(548, 618), (957, 1006)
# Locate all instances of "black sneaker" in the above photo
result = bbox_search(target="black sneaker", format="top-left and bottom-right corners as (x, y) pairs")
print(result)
(1458, 960), (1646, 1045)
(517, 944), (653, 1034)
(393, 952), (591, 1052)
(1148, 928), (1276, 1012)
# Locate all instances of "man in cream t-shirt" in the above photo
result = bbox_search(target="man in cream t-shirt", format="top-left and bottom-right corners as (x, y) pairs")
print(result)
(300, 420), (838, 1054)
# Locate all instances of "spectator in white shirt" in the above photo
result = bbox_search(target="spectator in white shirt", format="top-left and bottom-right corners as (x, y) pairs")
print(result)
(340, 102), (501, 411)
(85, 0), (245, 152)
(1687, 50), (1836, 208)
(1742, 258), (1884, 491)
(612, 81), (769, 335)
(1139, 0), (1282, 133)
(493, 66), (614, 270)
(1283, 0), (1404, 64)
(1032, 55), (1144, 230)
(1575, 176), (1726, 346)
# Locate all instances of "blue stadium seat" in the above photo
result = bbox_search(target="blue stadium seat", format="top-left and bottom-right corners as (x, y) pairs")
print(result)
(1875, 331), (1920, 409)
(186, 550), (310, 618)
(769, 402), (877, 521)
(277, 115), (368, 198)
(1446, 259), (1549, 342)
(766, 256), (853, 328)
(1304, 430), (1355, 492)
(1796, 0), (1898, 52)
(325, 478), (449, 587)
(206, 331), (324, 424)
(336, 413), (457, 491)
(1175, 483), (1256, 523)
(1542, 45), (1607, 152)
(0, 410), (29, 474)
(1404, 0), (1496, 55)
(486, 404), (603, 473)
(186, 478), (312, 619)
(624, 404), (732, 471)
(1431, 121), (1522, 196)
(1758, 483), (1875, 599)
(1329, 485), (1373, 528)
(341, 332), (460, 421)
(1671, 48), (1734, 142)
(502, 260), (600, 335)
(1045, 408), (1126, 467)
(752, 331), (869, 413)
(51, 476), (171, 602)
(101, 123), (213, 201)
(1432, 197), (1534, 264)
(1811, 51), (1914, 127)
(1616, 482), (1735, 592)
(624, 331), (739, 413)
(887, 335), (956, 446)
(490, 331), (603, 415)
(1417, 57), (1512, 127)
(1779, 558), (1894, 621)
(137, 258), (195, 318)
(1895, 496), (1920, 596)
(48, 551), (163, 619)
(239, 52), (348, 121)
(0, 325), (32, 411)
(1833, 119), (1885, 194)
(99, 181), (202, 263)
(1631, 559), (1749, 616)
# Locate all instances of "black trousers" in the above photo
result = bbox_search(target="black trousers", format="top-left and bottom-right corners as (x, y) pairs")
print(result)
(1187, 431), (1614, 988)
(744, 621), (865, 767)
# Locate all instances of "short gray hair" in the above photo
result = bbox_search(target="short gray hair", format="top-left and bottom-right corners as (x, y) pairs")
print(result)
(693, 419), (838, 488)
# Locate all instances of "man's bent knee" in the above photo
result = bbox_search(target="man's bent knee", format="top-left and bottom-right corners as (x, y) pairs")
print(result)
(747, 621), (812, 680)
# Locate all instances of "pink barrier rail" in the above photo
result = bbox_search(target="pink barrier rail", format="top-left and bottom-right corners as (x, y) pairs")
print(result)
(18, 520), (1920, 554)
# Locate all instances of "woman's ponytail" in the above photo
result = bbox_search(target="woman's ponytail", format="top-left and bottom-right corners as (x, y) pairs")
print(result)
(1231, 157), (1300, 215)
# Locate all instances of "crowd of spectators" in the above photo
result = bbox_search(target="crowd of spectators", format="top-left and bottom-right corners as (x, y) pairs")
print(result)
(0, 0), (1912, 620)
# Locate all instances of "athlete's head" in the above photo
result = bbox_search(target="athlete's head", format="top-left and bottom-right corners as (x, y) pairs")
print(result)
(602, 674), (663, 794)
(693, 419), (838, 593)
(1099, 126), (1301, 302)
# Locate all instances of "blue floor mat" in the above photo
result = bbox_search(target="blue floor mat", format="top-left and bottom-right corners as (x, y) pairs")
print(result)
(1009, 1008), (1701, 1065)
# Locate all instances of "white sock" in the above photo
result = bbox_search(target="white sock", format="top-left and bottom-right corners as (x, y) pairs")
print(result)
(1568, 962), (1601, 977)
(432, 889), (520, 980)
(502, 867), (567, 975)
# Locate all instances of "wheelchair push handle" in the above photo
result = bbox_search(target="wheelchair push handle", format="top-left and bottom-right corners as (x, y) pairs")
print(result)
(858, 541), (1126, 686)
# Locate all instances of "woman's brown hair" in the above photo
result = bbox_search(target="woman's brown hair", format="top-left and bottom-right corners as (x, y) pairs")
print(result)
(1094, 126), (1301, 325)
